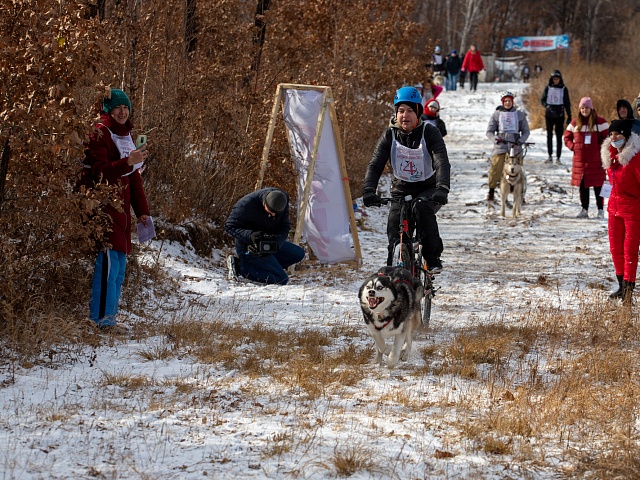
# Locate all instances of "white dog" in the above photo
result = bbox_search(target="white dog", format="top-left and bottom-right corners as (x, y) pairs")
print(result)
(500, 153), (526, 217)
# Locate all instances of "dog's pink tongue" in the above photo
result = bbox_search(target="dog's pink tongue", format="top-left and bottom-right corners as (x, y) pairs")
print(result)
(368, 297), (382, 308)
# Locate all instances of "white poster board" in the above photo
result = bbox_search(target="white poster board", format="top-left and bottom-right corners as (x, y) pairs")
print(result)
(281, 88), (355, 263)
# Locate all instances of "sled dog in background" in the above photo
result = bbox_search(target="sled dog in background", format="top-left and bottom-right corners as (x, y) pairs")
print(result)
(358, 266), (422, 368)
(500, 152), (526, 217)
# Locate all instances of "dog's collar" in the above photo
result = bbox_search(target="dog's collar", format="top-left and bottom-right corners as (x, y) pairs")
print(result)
(375, 317), (394, 331)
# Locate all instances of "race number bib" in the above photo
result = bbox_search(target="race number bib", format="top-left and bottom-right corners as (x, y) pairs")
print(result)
(547, 87), (564, 106)
(390, 136), (434, 183)
(600, 182), (612, 198)
(499, 111), (518, 134)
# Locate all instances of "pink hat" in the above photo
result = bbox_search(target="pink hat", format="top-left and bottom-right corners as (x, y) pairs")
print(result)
(426, 99), (440, 111)
(579, 97), (594, 109)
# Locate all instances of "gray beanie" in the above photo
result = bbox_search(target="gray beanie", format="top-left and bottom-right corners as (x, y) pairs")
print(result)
(265, 190), (287, 213)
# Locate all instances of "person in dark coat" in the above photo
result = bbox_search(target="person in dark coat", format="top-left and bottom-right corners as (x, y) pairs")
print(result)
(225, 188), (305, 285)
(83, 88), (151, 332)
(564, 96), (609, 219)
(601, 119), (640, 303)
(445, 50), (462, 91)
(614, 98), (640, 134)
(541, 69), (572, 164)
(362, 86), (451, 273)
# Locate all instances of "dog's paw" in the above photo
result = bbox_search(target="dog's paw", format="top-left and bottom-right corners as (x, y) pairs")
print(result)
(375, 351), (384, 364)
(387, 354), (400, 368)
(400, 349), (410, 362)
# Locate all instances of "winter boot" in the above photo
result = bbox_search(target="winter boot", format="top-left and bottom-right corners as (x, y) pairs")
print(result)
(487, 188), (495, 202)
(576, 208), (589, 219)
(609, 275), (624, 299)
(622, 280), (635, 305)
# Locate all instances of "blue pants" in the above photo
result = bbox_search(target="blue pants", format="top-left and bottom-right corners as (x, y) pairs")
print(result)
(447, 73), (459, 91)
(90, 248), (126, 326)
(237, 241), (305, 285)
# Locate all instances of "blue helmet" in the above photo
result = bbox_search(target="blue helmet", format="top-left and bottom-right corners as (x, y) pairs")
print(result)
(394, 86), (423, 117)
(394, 86), (422, 106)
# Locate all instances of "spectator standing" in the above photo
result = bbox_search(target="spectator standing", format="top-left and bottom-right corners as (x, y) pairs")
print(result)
(485, 91), (530, 202)
(445, 50), (462, 91)
(225, 188), (305, 285)
(563, 97), (609, 219)
(83, 88), (150, 333)
(600, 119), (640, 303)
(541, 70), (572, 164)
(461, 44), (485, 92)
(614, 99), (640, 134)
(534, 63), (543, 78)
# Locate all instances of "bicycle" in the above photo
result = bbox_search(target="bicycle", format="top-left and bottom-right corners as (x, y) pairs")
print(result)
(379, 195), (438, 328)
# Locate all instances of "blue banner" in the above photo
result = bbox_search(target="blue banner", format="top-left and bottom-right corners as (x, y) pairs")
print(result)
(504, 35), (569, 52)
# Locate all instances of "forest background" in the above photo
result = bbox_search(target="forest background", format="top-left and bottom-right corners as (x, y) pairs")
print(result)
(2, 0), (640, 347)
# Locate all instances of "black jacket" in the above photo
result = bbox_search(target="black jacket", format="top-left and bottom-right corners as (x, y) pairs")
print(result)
(445, 55), (462, 75)
(541, 75), (571, 120)
(224, 188), (291, 254)
(363, 117), (450, 196)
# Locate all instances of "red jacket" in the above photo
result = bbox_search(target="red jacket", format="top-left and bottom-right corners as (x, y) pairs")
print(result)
(563, 115), (608, 187)
(601, 134), (640, 220)
(461, 50), (484, 73)
(84, 114), (150, 254)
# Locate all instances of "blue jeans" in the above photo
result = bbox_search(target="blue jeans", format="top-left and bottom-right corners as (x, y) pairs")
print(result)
(237, 241), (305, 285)
(90, 248), (127, 326)
(447, 73), (459, 91)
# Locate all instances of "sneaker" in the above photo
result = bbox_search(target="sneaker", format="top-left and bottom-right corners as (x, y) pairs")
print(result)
(597, 209), (604, 220)
(227, 255), (240, 281)
(555, 158), (562, 165)
(545, 156), (553, 164)
(576, 208), (589, 219)
(426, 257), (443, 274)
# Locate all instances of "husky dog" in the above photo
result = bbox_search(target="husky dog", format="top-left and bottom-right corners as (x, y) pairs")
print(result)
(500, 152), (526, 217)
(358, 266), (422, 368)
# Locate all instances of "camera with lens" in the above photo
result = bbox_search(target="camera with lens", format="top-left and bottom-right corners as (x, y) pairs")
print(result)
(257, 237), (278, 254)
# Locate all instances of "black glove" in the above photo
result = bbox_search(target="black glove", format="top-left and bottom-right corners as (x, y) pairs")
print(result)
(430, 188), (449, 206)
(250, 231), (264, 245)
(362, 188), (382, 207)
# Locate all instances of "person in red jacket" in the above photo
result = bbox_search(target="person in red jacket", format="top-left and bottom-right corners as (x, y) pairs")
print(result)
(563, 96), (609, 218)
(83, 88), (150, 332)
(461, 44), (485, 92)
(601, 119), (640, 303)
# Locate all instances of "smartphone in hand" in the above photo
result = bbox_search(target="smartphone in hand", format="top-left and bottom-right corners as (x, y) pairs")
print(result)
(135, 134), (147, 149)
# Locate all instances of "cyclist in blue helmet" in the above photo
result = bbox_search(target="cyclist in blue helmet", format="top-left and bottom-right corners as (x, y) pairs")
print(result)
(362, 86), (451, 273)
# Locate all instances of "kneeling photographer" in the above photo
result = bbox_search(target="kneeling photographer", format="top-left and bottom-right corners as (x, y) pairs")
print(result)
(225, 188), (305, 285)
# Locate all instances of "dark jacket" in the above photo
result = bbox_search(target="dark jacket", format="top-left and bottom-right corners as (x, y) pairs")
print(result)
(445, 55), (462, 75)
(363, 117), (450, 197)
(541, 74), (571, 121)
(421, 114), (447, 137)
(225, 188), (291, 254)
(83, 113), (150, 254)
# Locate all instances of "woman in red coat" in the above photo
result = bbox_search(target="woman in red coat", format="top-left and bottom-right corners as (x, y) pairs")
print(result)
(563, 96), (609, 218)
(461, 44), (484, 92)
(601, 119), (640, 303)
(83, 88), (150, 332)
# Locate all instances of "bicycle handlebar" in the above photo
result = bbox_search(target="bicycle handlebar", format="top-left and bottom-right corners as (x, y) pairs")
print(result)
(496, 139), (535, 147)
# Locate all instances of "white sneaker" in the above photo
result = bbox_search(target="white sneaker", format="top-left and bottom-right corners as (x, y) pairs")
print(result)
(597, 209), (604, 220)
(576, 208), (589, 219)
(227, 255), (240, 281)
(545, 156), (553, 164)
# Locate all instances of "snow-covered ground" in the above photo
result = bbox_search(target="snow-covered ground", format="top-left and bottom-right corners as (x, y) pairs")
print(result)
(1, 82), (615, 479)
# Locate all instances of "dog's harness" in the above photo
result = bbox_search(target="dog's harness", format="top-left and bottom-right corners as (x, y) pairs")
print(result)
(375, 317), (394, 331)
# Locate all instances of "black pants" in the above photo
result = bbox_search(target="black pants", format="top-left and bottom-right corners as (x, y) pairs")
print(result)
(545, 116), (564, 158)
(579, 178), (603, 210)
(459, 71), (467, 88)
(386, 190), (443, 266)
(469, 72), (479, 91)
